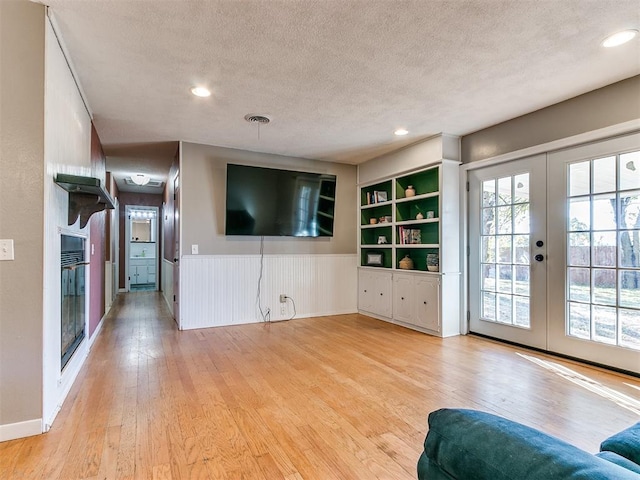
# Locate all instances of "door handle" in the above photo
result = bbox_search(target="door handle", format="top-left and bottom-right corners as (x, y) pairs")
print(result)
(535, 254), (544, 262)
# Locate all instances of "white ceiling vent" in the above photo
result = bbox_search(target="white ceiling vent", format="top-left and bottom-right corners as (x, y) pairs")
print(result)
(124, 178), (164, 188)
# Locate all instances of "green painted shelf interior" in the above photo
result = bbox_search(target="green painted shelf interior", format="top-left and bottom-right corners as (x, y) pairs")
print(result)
(396, 247), (439, 271)
(361, 225), (393, 245)
(360, 204), (392, 225)
(396, 222), (439, 244)
(395, 166), (439, 199)
(395, 196), (439, 222)
(361, 248), (393, 269)
(361, 180), (392, 206)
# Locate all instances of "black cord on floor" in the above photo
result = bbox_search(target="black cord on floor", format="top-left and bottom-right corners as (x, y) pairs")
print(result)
(255, 236), (270, 322)
(286, 296), (296, 320)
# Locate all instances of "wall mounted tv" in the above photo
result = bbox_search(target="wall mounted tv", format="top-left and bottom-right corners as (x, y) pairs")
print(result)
(225, 164), (337, 237)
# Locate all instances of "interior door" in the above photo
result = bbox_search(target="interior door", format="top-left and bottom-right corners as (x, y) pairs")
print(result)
(173, 172), (180, 326)
(468, 155), (547, 349)
(547, 133), (640, 373)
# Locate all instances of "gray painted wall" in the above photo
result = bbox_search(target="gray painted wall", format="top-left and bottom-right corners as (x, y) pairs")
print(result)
(462, 76), (640, 163)
(181, 142), (357, 255)
(0, 0), (45, 427)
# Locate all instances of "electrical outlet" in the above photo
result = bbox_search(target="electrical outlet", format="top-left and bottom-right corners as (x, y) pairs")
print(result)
(191, 244), (199, 254)
(279, 294), (286, 303)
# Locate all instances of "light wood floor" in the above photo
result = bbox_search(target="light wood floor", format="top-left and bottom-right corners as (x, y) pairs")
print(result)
(2, 292), (639, 479)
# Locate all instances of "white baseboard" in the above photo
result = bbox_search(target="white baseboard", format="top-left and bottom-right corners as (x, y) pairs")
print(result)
(0, 418), (42, 442)
(118, 288), (126, 293)
(88, 313), (106, 350)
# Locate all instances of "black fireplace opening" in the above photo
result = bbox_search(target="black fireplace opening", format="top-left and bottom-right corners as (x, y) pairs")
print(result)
(61, 234), (86, 370)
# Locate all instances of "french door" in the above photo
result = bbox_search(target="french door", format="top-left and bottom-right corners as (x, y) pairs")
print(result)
(469, 134), (640, 373)
(548, 134), (640, 373)
(469, 155), (547, 349)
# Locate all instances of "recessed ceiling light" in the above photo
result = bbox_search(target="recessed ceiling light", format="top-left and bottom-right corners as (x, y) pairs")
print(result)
(190, 86), (211, 97)
(601, 29), (638, 48)
(394, 128), (409, 136)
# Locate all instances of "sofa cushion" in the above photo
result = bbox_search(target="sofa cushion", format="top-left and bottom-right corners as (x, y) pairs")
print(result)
(424, 409), (640, 480)
(600, 422), (640, 466)
(596, 451), (640, 474)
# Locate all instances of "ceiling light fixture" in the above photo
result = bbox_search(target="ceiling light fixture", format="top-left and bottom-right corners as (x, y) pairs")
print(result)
(601, 29), (638, 48)
(130, 174), (150, 186)
(394, 128), (409, 136)
(190, 86), (211, 97)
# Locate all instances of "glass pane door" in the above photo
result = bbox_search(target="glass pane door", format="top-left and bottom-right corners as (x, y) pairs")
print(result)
(566, 153), (640, 349)
(548, 133), (640, 373)
(469, 155), (547, 349)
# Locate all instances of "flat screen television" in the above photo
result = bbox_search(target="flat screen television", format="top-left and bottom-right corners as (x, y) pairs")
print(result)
(225, 164), (337, 237)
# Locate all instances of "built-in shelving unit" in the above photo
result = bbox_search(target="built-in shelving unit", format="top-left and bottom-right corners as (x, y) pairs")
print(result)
(359, 164), (454, 273)
(357, 150), (461, 337)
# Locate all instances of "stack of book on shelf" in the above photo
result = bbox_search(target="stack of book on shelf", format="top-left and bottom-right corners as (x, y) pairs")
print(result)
(398, 227), (421, 244)
(366, 191), (388, 204)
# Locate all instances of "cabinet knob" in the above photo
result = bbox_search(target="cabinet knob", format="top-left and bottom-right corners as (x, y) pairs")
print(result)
(364, 289), (367, 293)
(423, 301), (427, 305)
(401, 297), (405, 300)
(380, 293), (383, 296)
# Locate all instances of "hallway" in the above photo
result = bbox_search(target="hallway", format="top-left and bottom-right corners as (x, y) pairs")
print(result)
(1, 292), (639, 479)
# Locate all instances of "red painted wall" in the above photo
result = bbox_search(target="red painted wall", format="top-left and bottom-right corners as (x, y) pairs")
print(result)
(163, 150), (179, 262)
(89, 124), (106, 338)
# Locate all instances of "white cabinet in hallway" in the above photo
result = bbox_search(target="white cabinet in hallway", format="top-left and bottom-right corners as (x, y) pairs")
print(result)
(130, 258), (155, 285)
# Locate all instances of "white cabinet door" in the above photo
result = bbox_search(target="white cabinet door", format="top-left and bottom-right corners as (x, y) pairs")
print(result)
(358, 270), (375, 313)
(393, 274), (414, 323)
(373, 272), (392, 318)
(147, 265), (156, 284)
(358, 269), (392, 317)
(415, 276), (440, 331)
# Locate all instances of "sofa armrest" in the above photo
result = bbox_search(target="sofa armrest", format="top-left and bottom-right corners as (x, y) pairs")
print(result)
(423, 409), (640, 480)
(600, 422), (640, 466)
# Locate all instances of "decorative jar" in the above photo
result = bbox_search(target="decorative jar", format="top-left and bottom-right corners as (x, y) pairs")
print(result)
(405, 185), (416, 197)
(399, 254), (414, 270)
(427, 253), (439, 272)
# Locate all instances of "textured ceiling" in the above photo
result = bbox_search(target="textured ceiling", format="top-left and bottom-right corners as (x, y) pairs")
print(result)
(44, 0), (640, 191)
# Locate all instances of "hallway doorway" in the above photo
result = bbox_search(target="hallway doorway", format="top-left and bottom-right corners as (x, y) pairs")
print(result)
(125, 205), (159, 292)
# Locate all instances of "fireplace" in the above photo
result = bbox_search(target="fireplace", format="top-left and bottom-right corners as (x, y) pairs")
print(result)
(61, 234), (86, 370)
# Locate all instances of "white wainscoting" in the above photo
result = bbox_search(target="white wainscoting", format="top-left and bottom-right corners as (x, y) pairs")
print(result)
(161, 258), (174, 316)
(105, 260), (113, 312)
(180, 254), (358, 330)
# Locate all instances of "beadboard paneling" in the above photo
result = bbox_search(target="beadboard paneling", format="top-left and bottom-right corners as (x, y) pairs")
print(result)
(180, 254), (357, 330)
(161, 258), (174, 315)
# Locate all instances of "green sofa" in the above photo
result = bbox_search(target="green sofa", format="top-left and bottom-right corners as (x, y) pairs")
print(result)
(418, 409), (640, 479)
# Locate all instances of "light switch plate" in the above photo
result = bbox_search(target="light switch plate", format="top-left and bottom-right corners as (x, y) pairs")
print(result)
(0, 239), (15, 261)
(191, 244), (199, 254)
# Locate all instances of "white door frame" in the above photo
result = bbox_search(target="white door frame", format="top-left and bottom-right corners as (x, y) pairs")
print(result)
(124, 205), (160, 292)
(460, 120), (640, 336)
(462, 124), (640, 373)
